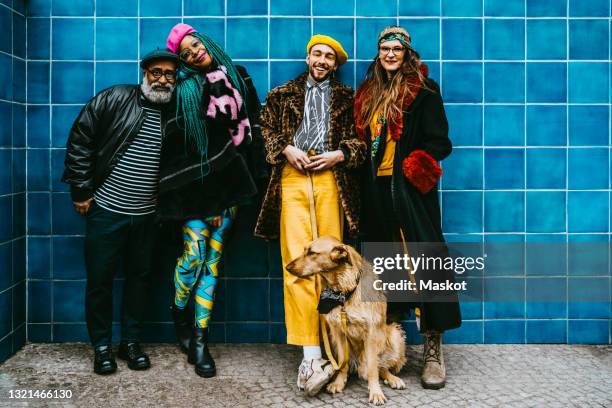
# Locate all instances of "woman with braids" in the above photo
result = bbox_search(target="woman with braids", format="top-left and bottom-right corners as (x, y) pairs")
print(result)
(159, 23), (266, 378)
(355, 26), (461, 389)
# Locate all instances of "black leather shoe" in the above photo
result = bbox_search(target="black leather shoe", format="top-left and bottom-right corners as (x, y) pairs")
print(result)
(93, 345), (117, 375)
(118, 342), (151, 370)
(188, 327), (216, 378)
(171, 305), (191, 354)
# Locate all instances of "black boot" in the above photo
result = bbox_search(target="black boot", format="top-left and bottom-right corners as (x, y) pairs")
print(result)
(171, 305), (191, 353)
(117, 341), (151, 370)
(188, 327), (216, 378)
(93, 345), (117, 375)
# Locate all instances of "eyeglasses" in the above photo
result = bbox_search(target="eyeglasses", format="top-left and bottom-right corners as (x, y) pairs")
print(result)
(147, 68), (177, 81)
(179, 38), (208, 62)
(379, 46), (405, 56)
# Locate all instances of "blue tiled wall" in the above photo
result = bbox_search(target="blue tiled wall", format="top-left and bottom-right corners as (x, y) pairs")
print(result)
(15, 0), (612, 346)
(0, 0), (27, 363)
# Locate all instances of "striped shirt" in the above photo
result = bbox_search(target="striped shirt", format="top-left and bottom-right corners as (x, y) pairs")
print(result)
(293, 76), (330, 154)
(94, 107), (162, 215)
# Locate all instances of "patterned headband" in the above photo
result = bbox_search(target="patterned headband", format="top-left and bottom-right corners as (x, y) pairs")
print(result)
(379, 34), (411, 48)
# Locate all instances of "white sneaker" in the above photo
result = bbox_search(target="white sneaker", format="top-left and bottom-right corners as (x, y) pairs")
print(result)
(303, 358), (335, 396)
(297, 358), (313, 390)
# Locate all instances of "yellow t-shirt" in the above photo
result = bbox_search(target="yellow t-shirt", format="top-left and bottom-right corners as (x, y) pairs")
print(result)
(370, 113), (396, 176)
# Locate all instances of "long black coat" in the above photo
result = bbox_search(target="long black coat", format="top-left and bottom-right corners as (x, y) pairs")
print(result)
(360, 78), (462, 333)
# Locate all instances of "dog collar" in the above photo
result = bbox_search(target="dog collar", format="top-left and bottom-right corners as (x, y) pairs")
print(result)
(317, 287), (354, 315)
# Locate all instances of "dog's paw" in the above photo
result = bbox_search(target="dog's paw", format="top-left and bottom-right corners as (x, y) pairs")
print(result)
(326, 379), (346, 394)
(383, 375), (406, 390)
(368, 389), (387, 405)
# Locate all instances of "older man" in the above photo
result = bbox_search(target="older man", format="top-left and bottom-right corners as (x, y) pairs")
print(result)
(62, 49), (179, 375)
(255, 35), (366, 394)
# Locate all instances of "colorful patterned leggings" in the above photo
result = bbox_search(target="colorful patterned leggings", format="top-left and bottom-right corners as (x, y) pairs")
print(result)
(173, 207), (236, 328)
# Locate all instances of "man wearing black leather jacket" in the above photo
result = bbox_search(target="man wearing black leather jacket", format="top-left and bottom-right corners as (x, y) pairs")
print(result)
(61, 49), (180, 375)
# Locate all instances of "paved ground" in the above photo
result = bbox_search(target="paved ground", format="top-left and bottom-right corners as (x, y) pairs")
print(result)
(0, 343), (610, 407)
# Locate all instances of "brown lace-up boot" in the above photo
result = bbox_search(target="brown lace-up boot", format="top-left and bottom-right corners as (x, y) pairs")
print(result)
(421, 331), (445, 389)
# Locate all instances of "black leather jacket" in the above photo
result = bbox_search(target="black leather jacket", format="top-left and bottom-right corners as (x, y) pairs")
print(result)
(61, 85), (180, 202)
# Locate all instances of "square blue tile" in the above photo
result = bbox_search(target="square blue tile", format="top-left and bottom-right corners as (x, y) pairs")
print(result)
(226, 279), (269, 321)
(227, 0), (267, 15)
(183, 0), (224, 16)
(270, 18), (311, 59)
(28, 281), (51, 323)
(140, 0), (180, 16)
(484, 279), (525, 318)
(485, 0), (525, 16)
(442, 63), (483, 102)
(484, 149), (524, 189)
(270, 61), (307, 89)
(0, 150), (10, 195)
(0, 291), (11, 338)
(527, 19), (566, 60)
(356, 18), (397, 59)
(441, 148), (483, 189)
(526, 106), (566, 146)
(270, 279), (284, 322)
(27, 149), (50, 191)
(398, 0), (440, 16)
(269, 323), (286, 343)
(568, 62), (609, 103)
(13, 60), (27, 104)
(569, 0), (609, 17)
(182, 18), (225, 48)
(526, 192), (566, 233)
(568, 320), (609, 344)
(12, 105), (26, 147)
(568, 106), (609, 146)
(568, 277), (610, 318)
(443, 19), (482, 60)
(95, 19), (138, 60)
(53, 323), (89, 341)
(568, 236), (609, 276)
(568, 192), (608, 233)
(484, 320), (525, 343)
(0, 197), (11, 242)
(27, 105), (50, 148)
(484, 105), (524, 147)
(235, 61), (267, 103)
(485, 191), (525, 232)
(446, 105), (483, 146)
(526, 148), (566, 189)
(51, 106), (81, 148)
(27, 237), (51, 279)
(485, 19), (524, 60)
(526, 320), (567, 343)
(0, 103), (10, 147)
(52, 18), (93, 60)
(27, 61), (49, 103)
(226, 18), (268, 59)
(140, 19), (177, 57)
(95, 62), (139, 93)
(527, 0), (567, 17)
(568, 148), (609, 189)
(0, 54), (11, 100)
(526, 278), (567, 318)
(444, 321), (484, 344)
(51, 62), (94, 104)
(527, 63), (566, 103)
(0, 7), (12, 54)
(226, 323), (269, 343)
(525, 237), (568, 276)
(52, 237), (85, 279)
(270, 0), (309, 15)
(313, 0), (353, 15)
(314, 18), (355, 61)
(51, 0), (93, 16)
(51, 193), (85, 235)
(357, 0), (396, 16)
(27, 0), (51, 17)
(0, 243), (10, 290)
(13, 14), (25, 59)
(399, 19), (440, 60)
(12, 239), (25, 284)
(442, 191), (483, 233)
(569, 19), (609, 60)
(442, 0), (482, 16)
(96, 0), (137, 16)
(28, 324), (52, 342)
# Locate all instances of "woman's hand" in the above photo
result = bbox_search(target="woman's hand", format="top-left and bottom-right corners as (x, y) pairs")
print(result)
(303, 150), (345, 171)
(282, 145), (311, 172)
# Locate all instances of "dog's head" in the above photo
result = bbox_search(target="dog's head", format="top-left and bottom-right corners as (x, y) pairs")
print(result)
(286, 236), (360, 291)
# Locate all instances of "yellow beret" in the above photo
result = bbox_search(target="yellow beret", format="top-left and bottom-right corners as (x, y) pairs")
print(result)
(306, 34), (348, 65)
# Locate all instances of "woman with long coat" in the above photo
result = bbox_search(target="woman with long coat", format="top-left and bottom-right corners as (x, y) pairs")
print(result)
(355, 26), (461, 390)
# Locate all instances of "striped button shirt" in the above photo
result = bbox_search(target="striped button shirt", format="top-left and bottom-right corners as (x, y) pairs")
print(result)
(94, 107), (162, 215)
(293, 76), (330, 154)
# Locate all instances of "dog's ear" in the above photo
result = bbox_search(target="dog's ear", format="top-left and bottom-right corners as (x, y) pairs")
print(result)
(330, 245), (351, 265)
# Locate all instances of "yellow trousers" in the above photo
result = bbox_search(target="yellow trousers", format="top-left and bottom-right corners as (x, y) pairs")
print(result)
(280, 164), (343, 345)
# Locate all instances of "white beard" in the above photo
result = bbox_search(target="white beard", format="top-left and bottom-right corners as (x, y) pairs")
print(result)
(141, 75), (175, 104)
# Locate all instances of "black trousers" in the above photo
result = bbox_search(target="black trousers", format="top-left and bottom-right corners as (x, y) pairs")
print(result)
(84, 202), (155, 347)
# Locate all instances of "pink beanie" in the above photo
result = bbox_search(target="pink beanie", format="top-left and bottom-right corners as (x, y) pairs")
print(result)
(166, 23), (196, 54)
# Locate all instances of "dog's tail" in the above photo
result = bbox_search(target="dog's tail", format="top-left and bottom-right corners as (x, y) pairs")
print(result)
(386, 322), (407, 374)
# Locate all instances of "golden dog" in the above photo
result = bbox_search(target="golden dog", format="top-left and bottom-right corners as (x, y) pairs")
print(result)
(286, 236), (407, 405)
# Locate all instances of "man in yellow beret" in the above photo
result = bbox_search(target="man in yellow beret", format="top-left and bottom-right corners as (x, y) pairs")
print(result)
(255, 35), (366, 395)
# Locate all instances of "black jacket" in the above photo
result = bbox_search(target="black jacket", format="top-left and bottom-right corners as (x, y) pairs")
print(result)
(61, 84), (180, 202)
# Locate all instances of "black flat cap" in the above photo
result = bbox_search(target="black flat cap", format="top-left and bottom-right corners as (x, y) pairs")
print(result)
(140, 48), (179, 68)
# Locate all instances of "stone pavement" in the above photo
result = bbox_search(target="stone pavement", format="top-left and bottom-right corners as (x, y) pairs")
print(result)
(0, 343), (610, 407)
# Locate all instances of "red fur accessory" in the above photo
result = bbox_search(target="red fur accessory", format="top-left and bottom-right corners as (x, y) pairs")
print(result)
(402, 149), (442, 193)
